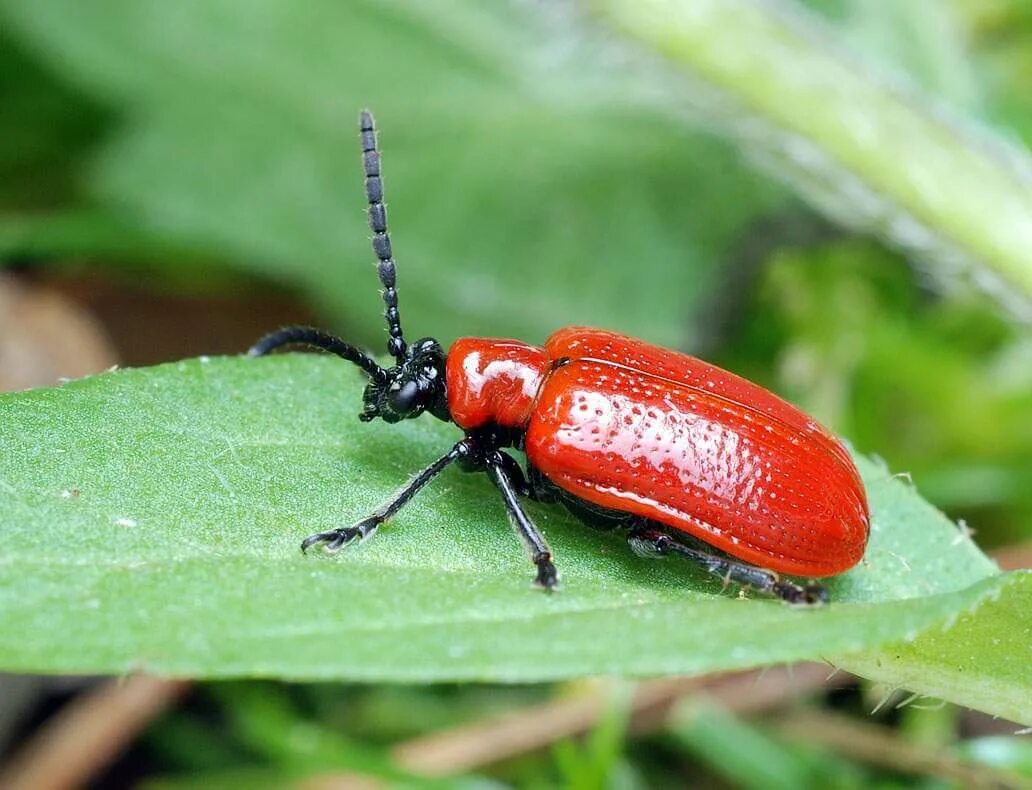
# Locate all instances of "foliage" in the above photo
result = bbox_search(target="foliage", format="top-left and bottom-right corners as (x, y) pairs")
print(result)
(0, 357), (1026, 722)
(2, 0), (1032, 783)
(591, 0), (1032, 319)
(0, 0), (782, 350)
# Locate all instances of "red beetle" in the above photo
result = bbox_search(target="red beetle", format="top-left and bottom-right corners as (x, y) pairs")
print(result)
(251, 111), (869, 604)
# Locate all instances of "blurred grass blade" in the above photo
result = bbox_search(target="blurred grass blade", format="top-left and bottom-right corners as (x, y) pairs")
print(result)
(667, 702), (821, 790)
(591, 0), (1032, 319)
(553, 682), (633, 789)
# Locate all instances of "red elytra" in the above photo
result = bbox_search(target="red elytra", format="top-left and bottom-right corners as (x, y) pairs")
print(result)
(250, 110), (870, 603)
(447, 328), (869, 578)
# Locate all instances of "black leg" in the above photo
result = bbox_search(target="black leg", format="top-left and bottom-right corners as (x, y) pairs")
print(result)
(495, 451), (531, 497)
(301, 438), (470, 553)
(627, 525), (827, 605)
(486, 451), (559, 590)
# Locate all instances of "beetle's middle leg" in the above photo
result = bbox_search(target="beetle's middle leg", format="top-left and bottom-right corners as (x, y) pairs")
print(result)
(627, 524), (827, 605)
(485, 450), (559, 590)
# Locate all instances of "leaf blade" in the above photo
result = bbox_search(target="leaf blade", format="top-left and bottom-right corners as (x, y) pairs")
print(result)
(0, 356), (1023, 725)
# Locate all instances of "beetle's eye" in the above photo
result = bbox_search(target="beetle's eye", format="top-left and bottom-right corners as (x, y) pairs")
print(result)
(389, 380), (421, 415)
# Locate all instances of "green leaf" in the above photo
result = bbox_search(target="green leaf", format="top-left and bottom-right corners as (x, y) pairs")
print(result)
(0, 0), (782, 349)
(840, 571), (1032, 726)
(0, 357), (1026, 724)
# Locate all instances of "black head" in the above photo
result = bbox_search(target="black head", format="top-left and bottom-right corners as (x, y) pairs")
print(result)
(361, 338), (448, 424)
(249, 111), (452, 425)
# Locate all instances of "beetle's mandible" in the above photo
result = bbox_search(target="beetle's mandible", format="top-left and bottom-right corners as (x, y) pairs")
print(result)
(249, 110), (870, 604)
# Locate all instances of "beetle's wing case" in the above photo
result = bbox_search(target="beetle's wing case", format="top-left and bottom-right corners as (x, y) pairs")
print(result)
(526, 328), (869, 577)
(545, 328), (862, 489)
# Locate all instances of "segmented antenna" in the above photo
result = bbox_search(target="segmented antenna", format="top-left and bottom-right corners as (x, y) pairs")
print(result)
(248, 326), (386, 383)
(360, 110), (406, 363)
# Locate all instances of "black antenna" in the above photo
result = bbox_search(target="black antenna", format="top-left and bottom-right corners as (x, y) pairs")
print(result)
(248, 326), (386, 383)
(360, 110), (406, 363)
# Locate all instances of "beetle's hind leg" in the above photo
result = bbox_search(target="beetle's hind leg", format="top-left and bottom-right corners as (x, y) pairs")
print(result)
(627, 525), (827, 605)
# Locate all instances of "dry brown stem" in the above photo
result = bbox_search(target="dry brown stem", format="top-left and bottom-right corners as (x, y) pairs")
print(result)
(0, 675), (189, 790)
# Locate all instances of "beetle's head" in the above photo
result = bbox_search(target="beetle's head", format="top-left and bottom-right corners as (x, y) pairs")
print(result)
(251, 113), (453, 427)
(361, 337), (449, 424)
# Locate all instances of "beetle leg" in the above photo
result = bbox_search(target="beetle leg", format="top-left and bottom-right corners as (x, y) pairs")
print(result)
(627, 525), (828, 606)
(495, 451), (532, 498)
(486, 451), (559, 591)
(301, 518), (378, 554)
(301, 438), (471, 554)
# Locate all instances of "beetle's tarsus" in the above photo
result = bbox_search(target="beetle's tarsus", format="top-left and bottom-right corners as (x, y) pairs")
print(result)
(534, 557), (559, 591)
(773, 579), (829, 606)
(323, 528), (359, 552)
(300, 520), (378, 554)
(627, 524), (829, 606)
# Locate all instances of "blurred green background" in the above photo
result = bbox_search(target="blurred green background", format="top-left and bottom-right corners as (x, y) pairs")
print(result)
(1, 0), (1030, 786)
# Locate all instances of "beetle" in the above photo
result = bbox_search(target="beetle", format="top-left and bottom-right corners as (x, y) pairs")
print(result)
(249, 110), (870, 604)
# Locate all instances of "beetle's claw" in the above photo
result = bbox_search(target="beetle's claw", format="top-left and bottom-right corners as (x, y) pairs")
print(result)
(802, 583), (829, 606)
(300, 527), (360, 554)
(325, 528), (361, 552)
(300, 530), (330, 553)
(301, 518), (381, 555)
(773, 579), (828, 606)
(534, 558), (560, 592)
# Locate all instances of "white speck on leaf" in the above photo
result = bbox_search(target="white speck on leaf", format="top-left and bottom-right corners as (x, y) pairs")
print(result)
(952, 518), (976, 545)
(891, 471), (914, 488)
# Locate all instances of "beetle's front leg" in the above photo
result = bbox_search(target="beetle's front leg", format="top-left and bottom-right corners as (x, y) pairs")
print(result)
(302, 438), (472, 554)
(301, 517), (379, 553)
(485, 450), (559, 590)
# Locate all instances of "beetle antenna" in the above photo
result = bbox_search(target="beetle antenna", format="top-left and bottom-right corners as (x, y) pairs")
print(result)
(248, 326), (387, 383)
(360, 109), (406, 364)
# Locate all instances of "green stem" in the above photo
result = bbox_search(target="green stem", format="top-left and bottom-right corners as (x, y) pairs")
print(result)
(591, 0), (1032, 315)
